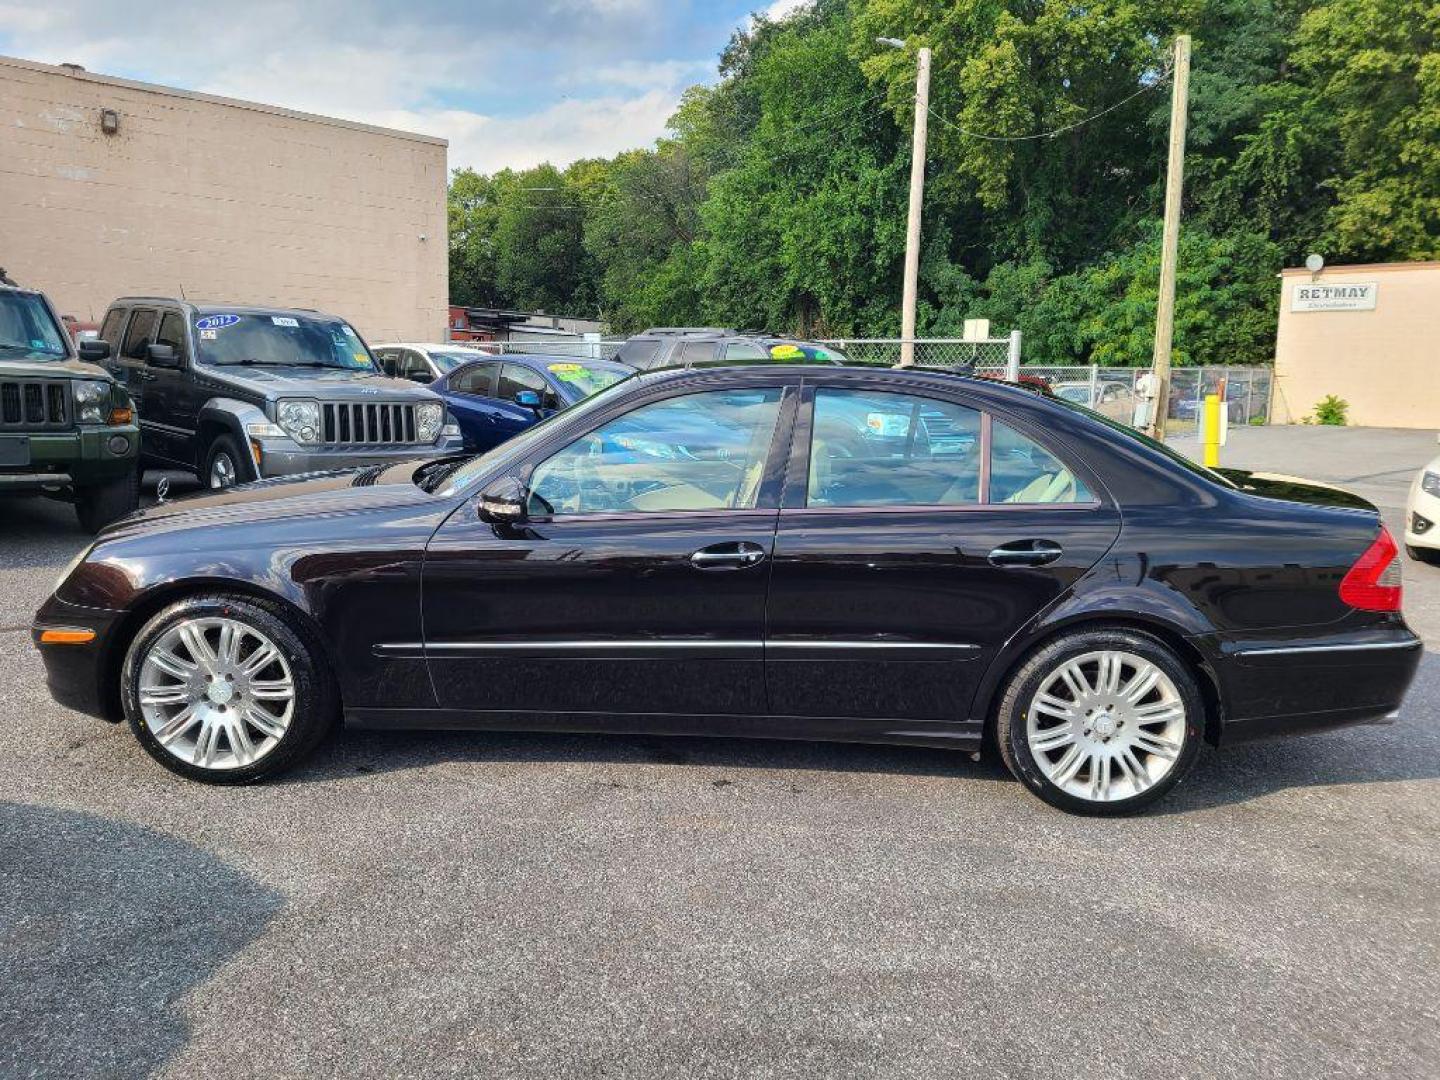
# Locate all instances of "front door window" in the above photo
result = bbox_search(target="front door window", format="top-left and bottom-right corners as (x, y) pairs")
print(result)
(527, 388), (785, 515)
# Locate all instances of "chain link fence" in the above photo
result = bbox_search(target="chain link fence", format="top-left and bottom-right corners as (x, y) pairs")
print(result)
(476, 335), (1273, 429)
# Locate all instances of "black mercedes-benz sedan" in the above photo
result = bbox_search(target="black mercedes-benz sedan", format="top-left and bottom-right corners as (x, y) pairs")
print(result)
(33, 365), (1422, 813)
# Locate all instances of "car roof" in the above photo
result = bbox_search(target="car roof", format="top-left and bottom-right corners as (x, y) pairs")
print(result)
(637, 362), (1051, 403)
(112, 297), (342, 320)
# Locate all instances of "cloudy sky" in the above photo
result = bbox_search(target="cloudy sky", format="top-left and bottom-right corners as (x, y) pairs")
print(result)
(0, 1), (808, 174)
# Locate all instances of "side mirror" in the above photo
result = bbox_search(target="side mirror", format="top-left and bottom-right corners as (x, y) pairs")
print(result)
(514, 389), (542, 411)
(411, 371), (434, 384)
(78, 339), (111, 362)
(477, 475), (528, 525)
(146, 343), (180, 368)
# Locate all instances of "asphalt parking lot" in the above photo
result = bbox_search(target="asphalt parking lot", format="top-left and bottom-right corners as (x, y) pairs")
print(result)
(3, 427), (1437, 1080)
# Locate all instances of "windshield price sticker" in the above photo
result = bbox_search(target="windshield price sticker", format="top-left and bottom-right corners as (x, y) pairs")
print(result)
(770, 344), (803, 359)
(867, 412), (912, 437)
(199, 329), (217, 340)
(195, 314), (240, 331)
(272, 316), (299, 328)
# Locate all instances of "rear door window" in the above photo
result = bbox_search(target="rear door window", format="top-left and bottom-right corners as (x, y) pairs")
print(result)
(98, 308), (126, 348)
(450, 362), (500, 397)
(121, 309), (157, 360)
(677, 340), (718, 367)
(616, 339), (661, 369)
(989, 420), (1094, 504)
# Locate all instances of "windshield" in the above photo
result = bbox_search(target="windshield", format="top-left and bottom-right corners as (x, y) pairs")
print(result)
(0, 292), (69, 361)
(432, 374), (640, 498)
(194, 313), (375, 370)
(430, 350), (489, 373)
(1048, 394), (1237, 489)
(545, 360), (629, 399)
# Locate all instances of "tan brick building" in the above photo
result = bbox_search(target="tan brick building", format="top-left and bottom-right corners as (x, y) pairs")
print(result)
(1272, 261), (1440, 429)
(0, 55), (448, 342)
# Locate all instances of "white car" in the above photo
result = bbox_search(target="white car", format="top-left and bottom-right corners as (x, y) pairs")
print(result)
(1406, 450), (1440, 563)
(372, 342), (496, 385)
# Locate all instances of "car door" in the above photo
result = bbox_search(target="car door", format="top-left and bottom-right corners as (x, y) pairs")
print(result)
(140, 309), (194, 465)
(443, 361), (505, 449)
(113, 307), (158, 449)
(422, 376), (799, 719)
(763, 377), (1121, 726)
(492, 363), (557, 438)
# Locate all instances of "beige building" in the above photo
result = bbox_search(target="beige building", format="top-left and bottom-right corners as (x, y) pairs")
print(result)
(0, 54), (447, 342)
(1272, 260), (1440, 429)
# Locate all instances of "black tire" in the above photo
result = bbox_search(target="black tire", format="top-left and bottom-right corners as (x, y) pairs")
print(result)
(1406, 544), (1439, 565)
(74, 465), (140, 533)
(995, 627), (1205, 815)
(121, 593), (336, 784)
(202, 433), (254, 490)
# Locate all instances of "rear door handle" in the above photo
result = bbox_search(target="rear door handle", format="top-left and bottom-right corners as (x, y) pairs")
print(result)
(690, 541), (768, 571)
(988, 539), (1064, 567)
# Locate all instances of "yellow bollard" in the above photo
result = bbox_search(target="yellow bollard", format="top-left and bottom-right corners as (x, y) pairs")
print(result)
(1202, 393), (1222, 467)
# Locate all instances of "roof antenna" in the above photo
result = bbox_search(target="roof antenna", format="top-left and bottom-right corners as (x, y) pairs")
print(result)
(179, 282), (187, 300)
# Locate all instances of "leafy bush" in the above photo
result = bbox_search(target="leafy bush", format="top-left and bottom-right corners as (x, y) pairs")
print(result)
(1312, 395), (1349, 426)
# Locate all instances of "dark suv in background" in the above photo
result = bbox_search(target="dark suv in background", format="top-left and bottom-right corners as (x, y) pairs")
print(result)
(96, 298), (463, 488)
(615, 328), (847, 371)
(1, 283), (141, 531)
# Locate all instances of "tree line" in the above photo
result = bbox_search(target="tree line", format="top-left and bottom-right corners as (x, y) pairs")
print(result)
(448, 0), (1437, 366)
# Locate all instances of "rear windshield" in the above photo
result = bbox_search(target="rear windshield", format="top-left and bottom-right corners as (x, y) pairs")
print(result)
(0, 291), (68, 361)
(193, 313), (375, 371)
(615, 339), (661, 368)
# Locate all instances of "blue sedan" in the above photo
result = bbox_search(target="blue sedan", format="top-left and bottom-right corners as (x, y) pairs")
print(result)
(435, 355), (632, 451)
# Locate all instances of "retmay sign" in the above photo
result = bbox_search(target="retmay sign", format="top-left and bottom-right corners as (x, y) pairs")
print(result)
(1291, 281), (1378, 312)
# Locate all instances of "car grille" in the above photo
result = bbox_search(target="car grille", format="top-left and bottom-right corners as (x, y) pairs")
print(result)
(321, 402), (419, 445)
(0, 379), (71, 430)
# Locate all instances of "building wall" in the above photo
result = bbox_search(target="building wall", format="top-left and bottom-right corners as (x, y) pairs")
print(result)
(0, 55), (447, 343)
(1273, 261), (1440, 429)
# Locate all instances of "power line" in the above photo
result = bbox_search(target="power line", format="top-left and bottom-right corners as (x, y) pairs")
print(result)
(925, 64), (1174, 143)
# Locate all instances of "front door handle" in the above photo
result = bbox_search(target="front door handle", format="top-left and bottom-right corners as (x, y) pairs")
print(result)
(988, 539), (1064, 567)
(690, 541), (768, 571)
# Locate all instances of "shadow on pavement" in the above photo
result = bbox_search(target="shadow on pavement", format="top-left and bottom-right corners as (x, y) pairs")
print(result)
(0, 802), (282, 1078)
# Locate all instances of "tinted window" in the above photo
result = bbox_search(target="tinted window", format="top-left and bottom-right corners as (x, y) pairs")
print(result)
(677, 340), (717, 366)
(528, 388), (784, 515)
(722, 341), (769, 362)
(616, 338), (661, 368)
(398, 350), (432, 381)
(989, 420), (1094, 504)
(499, 364), (558, 409)
(375, 349), (401, 377)
(450, 361), (499, 396)
(429, 350), (486, 373)
(807, 388), (981, 508)
(154, 312), (188, 362)
(121, 309), (157, 360)
(98, 308), (126, 348)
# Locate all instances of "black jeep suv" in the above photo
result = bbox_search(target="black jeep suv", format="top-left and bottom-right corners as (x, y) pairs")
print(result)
(96, 299), (462, 488)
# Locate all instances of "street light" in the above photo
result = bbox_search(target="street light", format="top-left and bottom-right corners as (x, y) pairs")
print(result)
(876, 36), (931, 367)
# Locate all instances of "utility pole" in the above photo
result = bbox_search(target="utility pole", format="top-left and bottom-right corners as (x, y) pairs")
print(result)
(899, 46), (931, 367)
(1148, 34), (1191, 439)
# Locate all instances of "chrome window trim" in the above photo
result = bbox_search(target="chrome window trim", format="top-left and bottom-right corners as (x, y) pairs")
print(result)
(1232, 639), (1420, 657)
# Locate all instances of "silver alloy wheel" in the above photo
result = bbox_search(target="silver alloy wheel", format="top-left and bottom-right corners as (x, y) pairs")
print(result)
(137, 616), (295, 770)
(209, 451), (237, 489)
(1025, 649), (1187, 803)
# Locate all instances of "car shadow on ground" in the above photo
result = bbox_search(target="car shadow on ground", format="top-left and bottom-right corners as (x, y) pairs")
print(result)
(280, 698), (1440, 815)
(0, 802), (282, 1077)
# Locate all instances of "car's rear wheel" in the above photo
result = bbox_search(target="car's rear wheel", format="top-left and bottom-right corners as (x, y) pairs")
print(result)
(121, 594), (335, 783)
(74, 465), (140, 533)
(996, 628), (1204, 815)
(203, 434), (252, 489)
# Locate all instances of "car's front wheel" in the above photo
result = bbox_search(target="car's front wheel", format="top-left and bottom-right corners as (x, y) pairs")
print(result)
(996, 628), (1204, 815)
(121, 594), (335, 783)
(203, 434), (253, 490)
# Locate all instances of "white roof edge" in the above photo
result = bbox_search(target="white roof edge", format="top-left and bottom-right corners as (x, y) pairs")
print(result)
(0, 53), (449, 148)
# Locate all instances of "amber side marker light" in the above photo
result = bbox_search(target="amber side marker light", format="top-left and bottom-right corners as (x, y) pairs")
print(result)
(39, 628), (96, 645)
(108, 406), (134, 424)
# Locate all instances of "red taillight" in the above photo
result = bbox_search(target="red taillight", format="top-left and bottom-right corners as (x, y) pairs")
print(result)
(1339, 525), (1403, 611)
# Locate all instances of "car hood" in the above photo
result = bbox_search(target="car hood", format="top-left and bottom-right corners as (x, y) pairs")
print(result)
(202, 365), (440, 399)
(102, 461), (444, 538)
(1217, 468), (1377, 513)
(0, 357), (109, 380)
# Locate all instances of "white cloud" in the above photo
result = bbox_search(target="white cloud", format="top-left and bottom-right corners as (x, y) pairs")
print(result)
(763, 0), (810, 22)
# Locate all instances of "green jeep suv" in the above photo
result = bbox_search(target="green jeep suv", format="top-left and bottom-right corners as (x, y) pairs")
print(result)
(1, 283), (141, 532)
